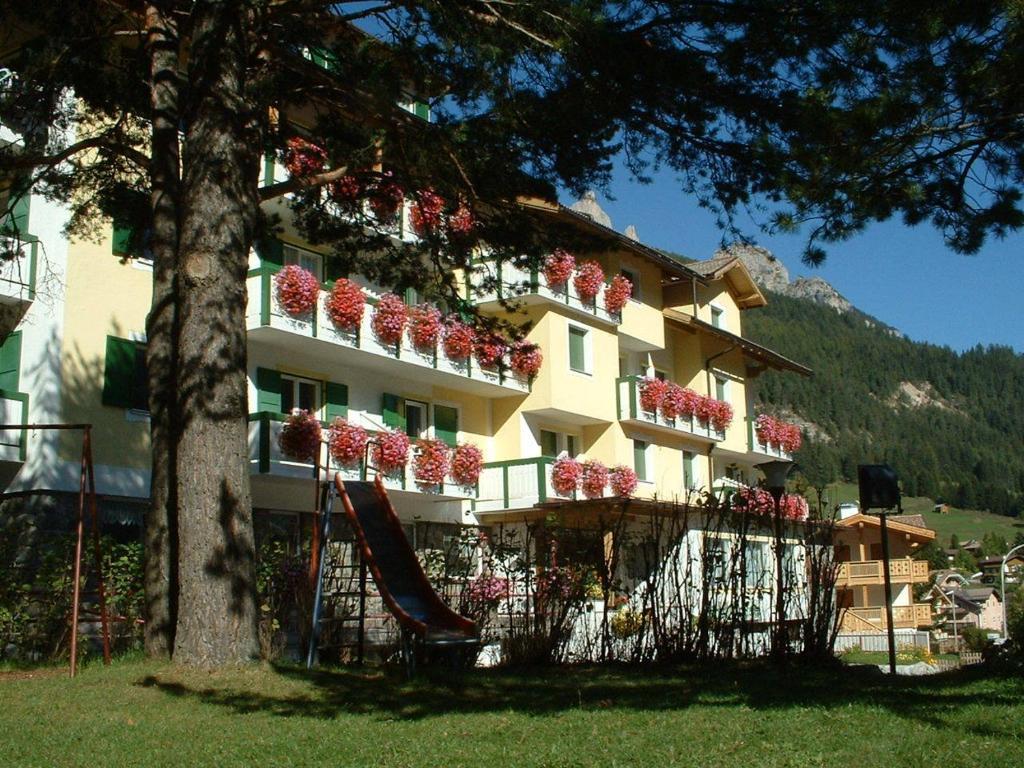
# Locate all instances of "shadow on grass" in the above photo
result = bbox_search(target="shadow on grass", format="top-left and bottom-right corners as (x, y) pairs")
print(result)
(135, 660), (1024, 739)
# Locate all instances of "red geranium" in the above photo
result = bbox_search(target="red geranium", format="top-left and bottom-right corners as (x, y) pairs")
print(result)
(474, 334), (505, 369)
(373, 429), (410, 475)
(450, 443), (484, 486)
(638, 377), (668, 413)
(573, 260), (605, 302)
(660, 382), (687, 420)
(325, 278), (364, 330)
(274, 264), (319, 316)
(780, 422), (802, 453)
(368, 175), (404, 222)
(328, 418), (368, 466)
(695, 394), (716, 426)
(284, 137), (326, 178)
(543, 248), (575, 289)
(408, 304), (442, 349)
(279, 409), (322, 462)
(442, 317), (475, 360)
(328, 174), (362, 205)
(509, 340), (543, 378)
(604, 273), (633, 314)
(610, 465), (638, 497)
(413, 438), (451, 485)
(551, 455), (582, 496)
(755, 413), (778, 446)
(580, 460), (609, 499)
(371, 293), (407, 345)
(710, 400), (734, 432)
(409, 189), (445, 237)
(447, 200), (476, 239)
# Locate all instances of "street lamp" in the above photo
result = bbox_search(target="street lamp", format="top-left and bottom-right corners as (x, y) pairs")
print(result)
(1001, 543), (1024, 639)
(757, 459), (794, 660)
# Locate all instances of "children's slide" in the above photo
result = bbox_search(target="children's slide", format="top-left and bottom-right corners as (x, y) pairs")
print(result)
(334, 474), (479, 648)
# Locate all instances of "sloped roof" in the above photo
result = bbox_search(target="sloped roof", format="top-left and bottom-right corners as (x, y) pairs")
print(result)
(889, 514), (927, 529)
(685, 254), (767, 309)
(835, 513), (936, 542)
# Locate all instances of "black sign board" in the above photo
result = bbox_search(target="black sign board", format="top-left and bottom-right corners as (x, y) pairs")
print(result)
(858, 464), (901, 512)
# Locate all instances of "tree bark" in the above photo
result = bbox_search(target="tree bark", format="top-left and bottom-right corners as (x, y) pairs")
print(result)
(143, 1), (182, 658)
(171, 0), (260, 665)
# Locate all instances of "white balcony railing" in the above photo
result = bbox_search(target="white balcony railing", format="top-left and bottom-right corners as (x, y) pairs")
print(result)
(476, 457), (563, 513)
(616, 376), (725, 442)
(245, 266), (529, 396)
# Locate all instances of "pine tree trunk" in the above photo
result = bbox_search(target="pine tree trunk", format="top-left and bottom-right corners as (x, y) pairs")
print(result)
(171, 0), (260, 666)
(143, 2), (181, 658)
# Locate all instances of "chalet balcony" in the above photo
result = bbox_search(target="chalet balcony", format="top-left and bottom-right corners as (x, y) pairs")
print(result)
(836, 559), (931, 586)
(247, 412), (475, 501)
(746, 416), (795, 460)
(470, 259), (622, 327)
(0, 235), (37, 306)
(476, 457), (561, 513)
(839, 603), (932, 633)
(616, 376), (724, 443)
(245, 266), (529, 397)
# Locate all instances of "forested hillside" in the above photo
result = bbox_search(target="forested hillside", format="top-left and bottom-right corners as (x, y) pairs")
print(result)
(744, 291), (1024, 517)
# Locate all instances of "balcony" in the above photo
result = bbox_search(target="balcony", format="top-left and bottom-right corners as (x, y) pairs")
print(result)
(836, 559), (931, 586)
(616, 376), (724, 442)
(839, 603), (932, 633)
(476, 457), (562, 513)
(245, 266), (529, 397)
(746, 416), (795, 460)
(0, 235), (37, 305)
(247, 412), (475, 500)
(471, 259), (622, 326)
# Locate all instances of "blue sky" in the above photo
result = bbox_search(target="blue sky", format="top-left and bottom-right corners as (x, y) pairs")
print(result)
(591, 166), (1024, 354)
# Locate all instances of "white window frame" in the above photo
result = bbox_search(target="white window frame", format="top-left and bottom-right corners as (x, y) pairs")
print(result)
(710, 303), (725, 330)
(404, 398), (430, 439)
(280, 373), (322, 418)
(540, 428), (579, 458)
(283, 243), (324, 282)
(683, 450), (702, 491)
(619, 267), (641, 303)
(714, 375), (729, 403)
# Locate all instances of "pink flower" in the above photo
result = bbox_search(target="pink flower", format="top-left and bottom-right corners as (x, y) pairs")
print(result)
(450, 443), (484, 486)
(447, 200), (476, 239)
(325, 278), (364, 330)
(551, 456), (582, 496)
(695, 394), (716, 426)
(373, 429), (410, 475)
(580, 460), (609, 499)
(274, 264), (319, 316)
(474, 334), (505, 369)
(466, 574), (509, 605)
(573, 259), (605, 302)
(328, 418), (368, 466)
(284, 137), (327, 178)
(328, 174), (362, 205)
(710, 400), (734, 432)
(781, 423), (802, 453)
(639, 377), (668, 413)
(610, 465), (638, 497)
(408, 304), (442, 349)
(509, 340), (543, 378)
(410, 189), (445, 236)
(442, 317), (476, 360)
(543, 248), (575, 289)
(660, 382), (688, 420)
(413, 438), (451, 485)
(604, 273), (633, 314)
(278, 409), (322, 462)
(368, 175), (404, 222)
(371, 293), (407, 345)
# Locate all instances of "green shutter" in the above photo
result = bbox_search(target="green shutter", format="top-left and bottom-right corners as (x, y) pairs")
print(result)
(382, 392), (406, 430)
(111, 220), (135, 257)
(414, 102), (430, 121)
(102, 336), (137, 408)
(255, 368), (282, 413)
(434, 404), (459, 447)
(568, 327), (586, 372)
(325, 382), (348, 422)
(7, 189), (30, 235)
(0, 331), (22, 392)
(633, 440), (647, 481)
(256, 238), (284, 266)
(540, 430), (558, 457)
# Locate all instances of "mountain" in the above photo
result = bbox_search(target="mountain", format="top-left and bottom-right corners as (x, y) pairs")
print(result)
(734, 247), (1024, 518)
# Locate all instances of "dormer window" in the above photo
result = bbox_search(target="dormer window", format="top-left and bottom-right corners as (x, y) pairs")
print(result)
(710, 305), (725, 329)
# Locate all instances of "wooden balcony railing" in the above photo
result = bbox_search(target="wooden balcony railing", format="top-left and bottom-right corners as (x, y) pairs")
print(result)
(836, 558), (930, 586)
(839, 603), (932, 633)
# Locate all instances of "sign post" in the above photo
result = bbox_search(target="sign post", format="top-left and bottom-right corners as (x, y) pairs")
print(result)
(858, 464), (901, 675)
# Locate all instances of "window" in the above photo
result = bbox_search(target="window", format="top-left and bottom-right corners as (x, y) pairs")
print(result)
(568, 324), (589, 374)
(704, 536), (730, 582)
(715, 376), (728, 403)
(619, 268), (639, 300)
(745, 541), (769, 588)
(710, 305), (725, 329)
(283, 243), (323, 281)
(433, 404), (459, 447)
(280, 374), (320, 416)
(404, 399), (428, 439)
(634, 439), (651, 481)
(102, 336), (148, 412)
(654, 369), (667, 381)
(683, 450), (700, 491)
(540, 429), (578, 457)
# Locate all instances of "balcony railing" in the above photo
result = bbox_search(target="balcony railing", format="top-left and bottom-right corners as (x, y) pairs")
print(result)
(470, 259), (622, 326)
(247, 412), (476, 499)
(246, 266), (529, 396)
(840, 603), (932, 632)
(746, 417), (793, 460)
(616, 376), (724, 442)
(476, 456), (563, 513)
(836, 559), (930, 586)
(0, 235), (37, 305)
(0, 390), (29, 463)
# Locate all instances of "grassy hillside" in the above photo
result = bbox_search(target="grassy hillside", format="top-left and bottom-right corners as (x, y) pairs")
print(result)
(745, 290), (1024, 519)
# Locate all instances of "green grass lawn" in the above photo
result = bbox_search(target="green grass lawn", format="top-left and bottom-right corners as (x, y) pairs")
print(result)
(2, 658), (1022, 768)
(825, 482), (1023, 545)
